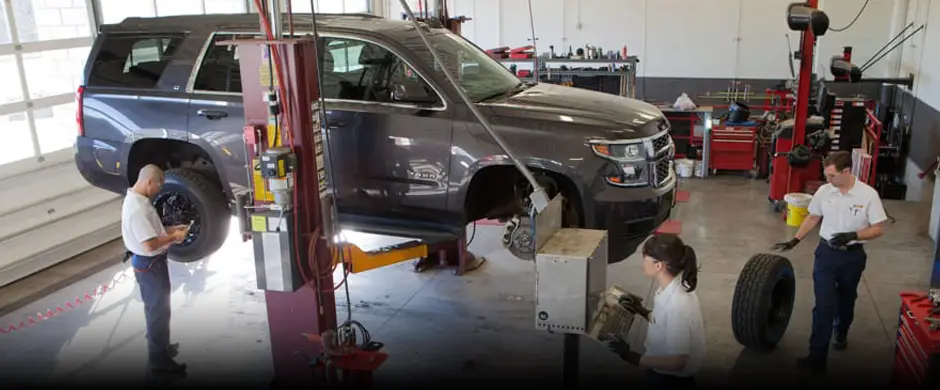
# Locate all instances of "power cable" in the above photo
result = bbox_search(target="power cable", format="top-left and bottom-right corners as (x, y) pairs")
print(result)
(829, 0), (869, 32)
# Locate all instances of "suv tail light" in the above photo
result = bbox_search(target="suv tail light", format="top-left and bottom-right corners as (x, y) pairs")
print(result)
(76, 86), (85, 137)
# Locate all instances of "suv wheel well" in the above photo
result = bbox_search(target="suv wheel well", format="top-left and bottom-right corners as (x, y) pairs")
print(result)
(127, 139), (222, 190)
(463, 166), (583, 227)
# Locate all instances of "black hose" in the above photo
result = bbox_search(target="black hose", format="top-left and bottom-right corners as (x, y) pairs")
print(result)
(829, 0), (870, 32)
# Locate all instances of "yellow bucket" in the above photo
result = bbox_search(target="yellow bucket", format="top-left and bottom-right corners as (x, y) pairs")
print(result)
(784, 193), (813, 227)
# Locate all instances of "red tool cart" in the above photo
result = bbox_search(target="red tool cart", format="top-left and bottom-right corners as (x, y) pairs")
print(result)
(707, 124), (756, 172)
(892, 291), (940, 387)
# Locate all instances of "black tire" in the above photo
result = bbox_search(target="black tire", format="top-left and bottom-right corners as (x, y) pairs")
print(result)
(731, 253), (796, 352)
(153, 169), (230, 263)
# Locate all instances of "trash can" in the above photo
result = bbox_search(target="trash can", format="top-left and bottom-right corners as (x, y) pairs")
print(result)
(784, 193), (813, 227)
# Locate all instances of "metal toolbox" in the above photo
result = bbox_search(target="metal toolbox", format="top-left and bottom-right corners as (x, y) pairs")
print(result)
(534, 228), (608, 334)
(891, 290), (940, 387)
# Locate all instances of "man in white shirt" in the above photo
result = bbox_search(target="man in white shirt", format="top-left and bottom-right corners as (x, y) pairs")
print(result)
(772, 151), (887, 375)
(122, 164), (190, 374)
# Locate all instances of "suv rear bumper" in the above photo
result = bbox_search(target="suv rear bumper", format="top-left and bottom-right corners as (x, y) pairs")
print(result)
(588, 176), (677, 263)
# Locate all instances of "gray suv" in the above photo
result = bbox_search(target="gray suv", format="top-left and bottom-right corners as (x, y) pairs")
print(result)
(74, 13), (676, 264)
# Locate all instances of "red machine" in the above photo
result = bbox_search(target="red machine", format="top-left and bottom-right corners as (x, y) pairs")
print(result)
(892, 291), (940, 387)
(769, 1), (829, 209)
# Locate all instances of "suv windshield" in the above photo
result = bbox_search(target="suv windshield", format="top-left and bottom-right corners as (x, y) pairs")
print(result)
(407, 29), (524, 102)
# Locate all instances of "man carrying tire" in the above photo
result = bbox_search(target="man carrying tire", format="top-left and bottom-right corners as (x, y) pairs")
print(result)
(771, 151), (887, 375)
(122, 164), (190, 374)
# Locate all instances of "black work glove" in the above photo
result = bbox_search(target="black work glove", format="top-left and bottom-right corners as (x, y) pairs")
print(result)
(602, 335), (642, 365)
(618, 295), (652, 321)
(772, 238), (800, 252)
(829, 232), (858, 247)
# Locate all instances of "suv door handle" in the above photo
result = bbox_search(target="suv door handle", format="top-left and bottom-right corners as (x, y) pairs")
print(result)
(327, 120), (346, 128)
(197, 109), (228, 120)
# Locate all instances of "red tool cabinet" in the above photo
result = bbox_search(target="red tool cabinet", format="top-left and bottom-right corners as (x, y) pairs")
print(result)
(892, 291), (940, 387)
(708, 125), (756, 172)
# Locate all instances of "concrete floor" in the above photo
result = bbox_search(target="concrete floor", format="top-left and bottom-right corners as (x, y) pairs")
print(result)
(0, 176), (935, 388)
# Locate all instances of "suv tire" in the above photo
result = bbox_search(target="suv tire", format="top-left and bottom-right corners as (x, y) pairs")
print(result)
(153, 168), (230, 262)
(731, 253), (797, 352)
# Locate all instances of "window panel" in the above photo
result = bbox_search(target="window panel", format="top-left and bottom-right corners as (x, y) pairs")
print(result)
(343, 0), (369, 13)
(0, 1), (12, 44)
(11, 0), (91, 42)
(320, 37), (436, 105)
(205, 0), (248, 14)
(156, 0), (204, 16)
(192, 33), (256, 93)
(318, 0), (344, 13)
(290, 0), (370, 14)
(98, 0), (156, 25)
(35, 102), (77, 154)
(0, 111), (35, 165)
(87, 35), (185, 89)
(289, 0), (312, 13)
(23, 46), (90, 99)
(0, 55), (23, 105)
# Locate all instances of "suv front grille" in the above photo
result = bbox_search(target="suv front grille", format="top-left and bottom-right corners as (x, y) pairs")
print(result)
(645, 131), (674, 188)
(651, 132), (671, 154)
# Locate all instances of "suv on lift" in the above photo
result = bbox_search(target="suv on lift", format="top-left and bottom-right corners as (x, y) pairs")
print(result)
(74, 13), (676, 264)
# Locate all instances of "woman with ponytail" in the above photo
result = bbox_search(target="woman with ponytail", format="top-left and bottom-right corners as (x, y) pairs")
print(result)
(603, 234), (707, 389)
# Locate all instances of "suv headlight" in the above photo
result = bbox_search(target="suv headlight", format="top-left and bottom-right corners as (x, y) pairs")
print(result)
(590, 141), (648, 186)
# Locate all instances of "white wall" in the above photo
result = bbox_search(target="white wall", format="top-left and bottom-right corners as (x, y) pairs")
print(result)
(384, 0), (897, 80)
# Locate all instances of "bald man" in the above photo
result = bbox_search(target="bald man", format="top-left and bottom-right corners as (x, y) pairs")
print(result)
(121, 164), (189, 374)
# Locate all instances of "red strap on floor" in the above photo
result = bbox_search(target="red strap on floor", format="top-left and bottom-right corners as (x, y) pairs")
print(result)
(0, 271), (132, 336)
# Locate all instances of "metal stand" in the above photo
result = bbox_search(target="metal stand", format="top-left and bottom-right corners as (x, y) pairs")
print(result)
(563, 334), (580, 389)
(933, 211), (940, 288)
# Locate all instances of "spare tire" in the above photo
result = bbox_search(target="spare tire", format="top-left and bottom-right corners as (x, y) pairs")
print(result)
(731, 253), (796, 352)
(153, 168), (230, 263)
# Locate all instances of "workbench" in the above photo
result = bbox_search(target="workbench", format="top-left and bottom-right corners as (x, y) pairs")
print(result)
(659, 106), (713, 176)
(499, 57), (639, 98)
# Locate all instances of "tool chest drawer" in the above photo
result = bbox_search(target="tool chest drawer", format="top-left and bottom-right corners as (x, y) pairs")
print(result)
(708, 125), (756, 171)
(891, 291), (940, 387)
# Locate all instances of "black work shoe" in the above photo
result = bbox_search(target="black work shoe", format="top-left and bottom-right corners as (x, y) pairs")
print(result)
(832, 337), (848, 351)
(796, 355), (827, 375)
(151, 359), (187, 374)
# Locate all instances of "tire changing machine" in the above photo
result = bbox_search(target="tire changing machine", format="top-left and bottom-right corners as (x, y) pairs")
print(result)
(732, 2), (830, 354)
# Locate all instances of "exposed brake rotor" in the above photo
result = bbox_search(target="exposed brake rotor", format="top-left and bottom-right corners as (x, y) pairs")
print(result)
(502, 214), (536, 260)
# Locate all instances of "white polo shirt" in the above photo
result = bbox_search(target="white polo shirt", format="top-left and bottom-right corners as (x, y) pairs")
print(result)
(121, 189), (168, 257)
(806, 178), (887, 243)
(643, 276), (707, 378)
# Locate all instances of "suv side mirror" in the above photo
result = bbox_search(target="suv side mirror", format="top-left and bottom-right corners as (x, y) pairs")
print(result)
(391, 80), (436, 105)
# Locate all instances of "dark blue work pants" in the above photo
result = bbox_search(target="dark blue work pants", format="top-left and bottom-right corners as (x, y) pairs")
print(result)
(132, 253), (173, 364)
(646, 369), (695, 390)
(809, 239), (867, 359)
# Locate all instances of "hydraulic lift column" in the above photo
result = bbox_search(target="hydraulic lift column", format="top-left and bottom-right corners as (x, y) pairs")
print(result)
(227, 23), (337, 386)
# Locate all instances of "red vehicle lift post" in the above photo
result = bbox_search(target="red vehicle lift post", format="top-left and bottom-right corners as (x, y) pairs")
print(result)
(226, 1), (385, 386)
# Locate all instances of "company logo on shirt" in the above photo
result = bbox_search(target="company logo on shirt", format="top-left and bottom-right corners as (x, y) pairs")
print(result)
(849, 204), (864, 216)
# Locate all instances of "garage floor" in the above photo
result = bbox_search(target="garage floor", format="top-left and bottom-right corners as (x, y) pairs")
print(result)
(0, 176), (934, 388)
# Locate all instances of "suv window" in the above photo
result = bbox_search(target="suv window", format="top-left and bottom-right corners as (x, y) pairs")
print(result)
(321, 37), (437, 105)
(192, 33), (256, 93)
(88, 34), (185, 89)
